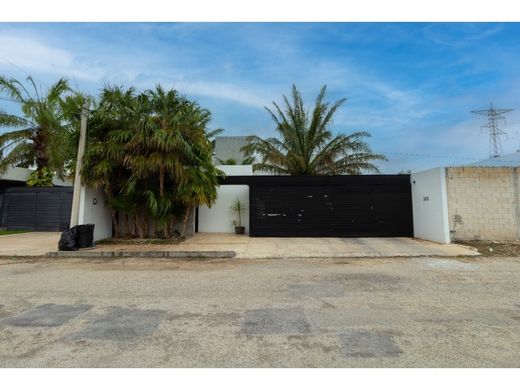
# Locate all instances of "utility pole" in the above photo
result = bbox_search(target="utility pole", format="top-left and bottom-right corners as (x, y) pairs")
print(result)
(471, 102), (513, 158)
(69, 100), (89, 227)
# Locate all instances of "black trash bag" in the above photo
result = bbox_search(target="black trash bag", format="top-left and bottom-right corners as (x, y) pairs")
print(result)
(76, 224), (95, 248)
(58, 227), (78, 251)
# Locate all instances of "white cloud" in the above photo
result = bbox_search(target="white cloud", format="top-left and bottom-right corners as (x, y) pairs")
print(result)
(0, 34), (106, 82)
(174, 80), (270, 109)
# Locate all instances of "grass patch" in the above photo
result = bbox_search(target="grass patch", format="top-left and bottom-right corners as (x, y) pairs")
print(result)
(96, 237), (184, 245)
(0, 229), (30, 236)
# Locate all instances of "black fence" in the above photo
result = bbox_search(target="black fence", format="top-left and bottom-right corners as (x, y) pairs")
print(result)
(1, 186), (73, 231)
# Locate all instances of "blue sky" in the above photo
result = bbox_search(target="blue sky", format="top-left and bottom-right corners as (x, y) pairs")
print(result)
(1, 22), (520, 172)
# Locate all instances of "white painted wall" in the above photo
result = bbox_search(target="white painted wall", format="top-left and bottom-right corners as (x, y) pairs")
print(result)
(0, 166), (70, 186)
(198, 185), (249, 233)
(198, 165), (251, 233)
(411, 167), (450, 243)
(78, 186), (113, 241)
(218, 164), (253, 176)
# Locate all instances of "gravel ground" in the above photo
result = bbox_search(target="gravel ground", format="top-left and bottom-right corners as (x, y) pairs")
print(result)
(455, 240), (520, 257)
(0, 256), (520, 367)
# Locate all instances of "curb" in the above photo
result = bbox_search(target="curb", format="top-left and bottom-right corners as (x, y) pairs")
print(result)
(45, 250), (236, 259)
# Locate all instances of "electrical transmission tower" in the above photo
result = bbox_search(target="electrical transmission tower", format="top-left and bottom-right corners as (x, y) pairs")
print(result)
(471, 102), (513, 158)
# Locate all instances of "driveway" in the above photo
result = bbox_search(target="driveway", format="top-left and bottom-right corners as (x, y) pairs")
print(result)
(1, 256), (519, 367)
(0, 232), (60, 256)
(86, 233), (478, 258)
(178, 233), (477, 258)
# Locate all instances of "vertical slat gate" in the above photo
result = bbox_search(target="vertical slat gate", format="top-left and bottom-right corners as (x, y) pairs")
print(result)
(2, 187), (73, 231)
(249, 177), (413, 237)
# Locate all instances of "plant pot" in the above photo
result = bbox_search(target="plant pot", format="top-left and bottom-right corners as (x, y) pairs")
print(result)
(234, 226), (245, 234)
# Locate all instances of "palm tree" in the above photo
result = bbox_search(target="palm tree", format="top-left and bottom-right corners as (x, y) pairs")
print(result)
(0, 75), (72, 180)
(139, 86), (224, 236)
(82, 85), (224, 238)
(81, 86), (141, 237)
(242, 84), (386, 175)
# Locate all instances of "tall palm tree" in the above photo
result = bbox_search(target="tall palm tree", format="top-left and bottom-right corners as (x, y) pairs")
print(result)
(0, 75), (72, 179)
(242, 84), (386, 175)
(82, 85), (224, 238)
(81, 86), (142, 237)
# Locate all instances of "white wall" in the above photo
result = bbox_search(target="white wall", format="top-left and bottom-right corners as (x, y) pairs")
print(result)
(218, 164), (253, 176)
(78, 186), (113, 241)
(198, 185), (249, 233)
(0, 166), (71, 186)
(411, 167), (450, 243)
(198, 165), (251, 233)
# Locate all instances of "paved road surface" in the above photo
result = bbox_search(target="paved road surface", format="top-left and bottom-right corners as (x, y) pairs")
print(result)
(0, 256), (519, 367)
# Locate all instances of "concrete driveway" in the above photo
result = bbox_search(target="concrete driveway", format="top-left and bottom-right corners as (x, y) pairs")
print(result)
(1, 232), (477, 259)
(0, 232), (60, 256)
(82, 234), (479, 258)
(177, 233), (477, 258)
(1, 255), (519, 367)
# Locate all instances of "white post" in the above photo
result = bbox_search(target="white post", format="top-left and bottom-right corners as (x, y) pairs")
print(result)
(69, 101), (88, 227)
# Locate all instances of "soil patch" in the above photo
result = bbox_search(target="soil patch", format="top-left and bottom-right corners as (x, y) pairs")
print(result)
(455, 240), (520, 257)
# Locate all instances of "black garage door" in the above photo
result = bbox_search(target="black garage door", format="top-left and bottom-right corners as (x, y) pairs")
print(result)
(1, 187), (73, 231)
(247, 176), (413, 237)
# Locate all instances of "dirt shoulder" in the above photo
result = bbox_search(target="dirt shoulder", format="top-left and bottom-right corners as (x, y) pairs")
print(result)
(454, 240), (520, 257)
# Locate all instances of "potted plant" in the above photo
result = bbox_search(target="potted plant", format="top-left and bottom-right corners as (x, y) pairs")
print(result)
(229, 197), (247, 234)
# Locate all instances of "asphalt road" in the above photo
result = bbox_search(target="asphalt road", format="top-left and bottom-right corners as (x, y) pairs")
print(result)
(0, 256), (519, 367)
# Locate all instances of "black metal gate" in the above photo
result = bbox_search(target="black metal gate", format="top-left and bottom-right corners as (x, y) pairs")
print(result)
(242, 175), (413, 237)
(1, 187), (73, 231)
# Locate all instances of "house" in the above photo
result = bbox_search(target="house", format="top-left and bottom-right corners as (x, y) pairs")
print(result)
(197, 165), (414, 238)
(213, 136), (250, 164)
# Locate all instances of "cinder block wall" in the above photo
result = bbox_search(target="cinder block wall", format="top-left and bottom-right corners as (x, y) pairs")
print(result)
(446, 167), (520, 240)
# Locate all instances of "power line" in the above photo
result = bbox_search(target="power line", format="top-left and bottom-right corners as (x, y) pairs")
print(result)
(0, 97), (18, 104)
(380, 151), (519, 164)
(0, 54), (50, 89)
(471, 102), (514, 158)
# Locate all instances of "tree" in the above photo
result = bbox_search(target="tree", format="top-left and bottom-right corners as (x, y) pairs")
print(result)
(0, 75), (73, 180)
(82, 85), (224, 239)
(242, 84), (386, 175)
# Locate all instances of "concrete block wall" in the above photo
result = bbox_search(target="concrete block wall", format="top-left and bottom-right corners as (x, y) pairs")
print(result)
(446, 167), (520, 240)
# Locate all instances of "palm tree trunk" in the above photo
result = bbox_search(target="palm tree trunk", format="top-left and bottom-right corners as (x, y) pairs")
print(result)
(143, 213), (149, 239)
(181, 206), (192, 237)
(159, 168), (165, 197)
(31, 129), (49, 170)
(132, 214), (138, 237)
(136, 209), (145, 238)
(112, 211), (120, 238)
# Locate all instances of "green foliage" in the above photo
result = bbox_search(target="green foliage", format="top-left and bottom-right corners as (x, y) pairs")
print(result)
(217, 156), (255, 165)
(217, 158), (237, 165)
(26, 167), (54, 187)
(229, 197), (247, 227)
(0, 229), (30, 235)
(82, 85), (224, 238)
(242, 84), (386, 175)
(0, 75), (79, 179)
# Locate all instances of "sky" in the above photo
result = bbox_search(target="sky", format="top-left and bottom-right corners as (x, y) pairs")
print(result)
(1, 22), (520, 173)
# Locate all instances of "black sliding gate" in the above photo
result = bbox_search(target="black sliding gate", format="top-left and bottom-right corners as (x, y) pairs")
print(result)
(222, 175), (413, 237)
(1, 187), (73, 231)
